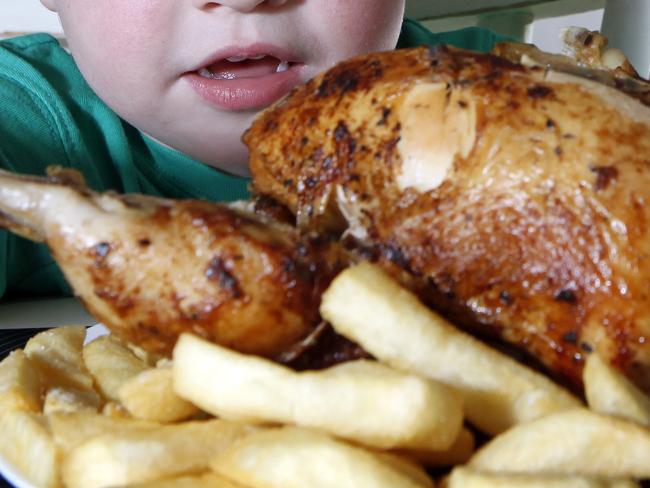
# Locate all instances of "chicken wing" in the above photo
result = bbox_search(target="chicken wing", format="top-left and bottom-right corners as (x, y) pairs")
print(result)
(247, 45), (650, 390)
(0, 167), (342, 357)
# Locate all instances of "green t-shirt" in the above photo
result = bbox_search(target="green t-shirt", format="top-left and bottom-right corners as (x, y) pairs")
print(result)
(0, 20), (506, 299)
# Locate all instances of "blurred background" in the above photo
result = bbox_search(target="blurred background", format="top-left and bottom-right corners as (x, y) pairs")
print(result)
(1, 0), (648, 76)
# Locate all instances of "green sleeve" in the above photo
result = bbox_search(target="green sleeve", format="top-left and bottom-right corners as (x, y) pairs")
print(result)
(0, 36), (83, 299)
(397, 18), (512, 52)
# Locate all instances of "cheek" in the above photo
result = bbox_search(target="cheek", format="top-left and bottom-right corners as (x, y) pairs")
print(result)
(58, 1), (177, 110)
(59, 2), (173, 75)
(315, 0), (405, 55)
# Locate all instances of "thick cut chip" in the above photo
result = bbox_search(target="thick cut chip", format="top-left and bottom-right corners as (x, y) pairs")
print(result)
(584, 353), (650, 427)
(0, 411), (60, 488)
(447, 467), (639, 488)
(101, 401), (132, 419)
(24, 326), (101, 410)
(62, 419), (259, 488)
(396, 427), (475, 468)
(320, 263), (581, 435)
(125, 472), (249, 488)
(0, 349), (42, 413)
(119, 367), (199, 423)
(43, 386), (100, 415)
(46, 411), (159, 453)
(173, 333), (462, 451)
(83, 335), (149, 402)
(469, 408), (650, 478)
(210, 427), (434, 488)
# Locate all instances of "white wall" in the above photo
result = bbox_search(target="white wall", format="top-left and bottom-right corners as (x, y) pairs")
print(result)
(0, 0), (62, 36)
(530, 9), (604, 53)
(423, 7), (605, 55)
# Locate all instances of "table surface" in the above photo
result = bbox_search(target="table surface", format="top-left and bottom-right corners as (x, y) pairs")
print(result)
(0, 298), (95, 330)
(0, 298), (95, 487)
(0, 298), (96, 365)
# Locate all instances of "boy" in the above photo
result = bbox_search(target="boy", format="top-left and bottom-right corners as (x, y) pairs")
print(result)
(0, 1), (506, 299)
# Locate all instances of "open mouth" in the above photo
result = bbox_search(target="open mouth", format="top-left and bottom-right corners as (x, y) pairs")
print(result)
(187, 52), (305, 111)
(197, 55), (295, 81)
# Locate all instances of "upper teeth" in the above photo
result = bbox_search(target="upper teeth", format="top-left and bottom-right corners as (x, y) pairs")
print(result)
(226, 54), (267, 62)
(197, 58), (292, 79)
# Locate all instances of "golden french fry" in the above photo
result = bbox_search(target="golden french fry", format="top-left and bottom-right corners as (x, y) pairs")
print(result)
(43, 386), (100, 415)
(62, 419), (259, 488)
(584, 353), (650, 427)
(320, 263), (581, 435)
(24, 326), (101, 410)
(0, 411), (60, 488)
(83, 335), (149, 403)
(447, 467), (639, 488)
(210, 427), (434, 488)
(119, 367), (199, 423)
(174, 333), (462, 451)
(127, 343), (165, 368)
(469, 408), (650, 478)
(46, 411), (158, 453)
(101, 401), (132, 419)
(0, 349), (42, 413)
(396, 427), (475, 468)
(123, 472), (250, 488)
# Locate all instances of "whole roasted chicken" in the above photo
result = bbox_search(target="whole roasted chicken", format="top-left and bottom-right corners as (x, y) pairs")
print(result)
(2, 37), (650, 392)
(248, 43), (650, 390)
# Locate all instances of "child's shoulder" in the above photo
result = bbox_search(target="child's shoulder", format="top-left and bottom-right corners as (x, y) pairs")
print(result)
(1, 32), (62, 49)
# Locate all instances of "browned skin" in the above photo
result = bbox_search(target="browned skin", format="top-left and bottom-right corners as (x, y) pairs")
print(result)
(247, 46), (650, 391)
(0, 168), (344, 357)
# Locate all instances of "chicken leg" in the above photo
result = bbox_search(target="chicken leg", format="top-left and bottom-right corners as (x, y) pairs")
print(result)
(0, 167), (341, 357)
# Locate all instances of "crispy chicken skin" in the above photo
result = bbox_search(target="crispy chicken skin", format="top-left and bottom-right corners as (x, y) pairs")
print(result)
(247, 45), (650, 390)
(0, 167), (341, 357)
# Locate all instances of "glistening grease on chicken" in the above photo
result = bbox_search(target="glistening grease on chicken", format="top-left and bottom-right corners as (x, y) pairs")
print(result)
(0, 167), (347, 357)
(247, 44), (650, 391)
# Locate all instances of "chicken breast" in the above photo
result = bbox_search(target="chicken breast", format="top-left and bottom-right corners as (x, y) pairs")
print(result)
(0, 167), (341, 357)
(247, 45), (650, 390)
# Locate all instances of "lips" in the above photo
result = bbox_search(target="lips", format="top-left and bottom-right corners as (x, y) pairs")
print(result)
(185, 45), (305, 111)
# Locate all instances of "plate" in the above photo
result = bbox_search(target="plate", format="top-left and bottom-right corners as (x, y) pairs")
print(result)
(0, 323), (109, 488)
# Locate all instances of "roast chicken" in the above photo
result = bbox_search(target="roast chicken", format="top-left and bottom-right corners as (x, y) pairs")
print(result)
(0, 167), (344, 357)
(2, 36), (650, 392)
(247, 43), (650, 391)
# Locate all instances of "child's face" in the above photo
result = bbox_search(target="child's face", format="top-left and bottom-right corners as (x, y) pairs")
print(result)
(44, 0), (406, 176)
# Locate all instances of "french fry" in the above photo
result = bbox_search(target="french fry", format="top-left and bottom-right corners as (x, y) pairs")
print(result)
(119, 367), (199, 423)
(320, 263), (581, 435)
(0, 349), (42, 413)
(210, 427), (434, 488)
(83, 335), (149, 403)
(0, 411), (60, 488)
(469, 408), (650, 478)
(124, 472), (250, 488)
(24, 326), (101, 411)
(62, 419), (260, 488)
(397, 427), (475, 468)
(447, 467), (639, 488)
(102, 401), (132, 419)
(173, 333), (463, 451)
(43, 386), (100, 415)
(584, 353), (650, 427)
(46, 411), (159, 453)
